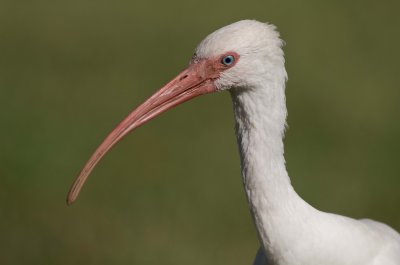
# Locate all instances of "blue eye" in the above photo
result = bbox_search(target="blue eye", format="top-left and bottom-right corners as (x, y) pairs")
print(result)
(221, 55), (235, 66)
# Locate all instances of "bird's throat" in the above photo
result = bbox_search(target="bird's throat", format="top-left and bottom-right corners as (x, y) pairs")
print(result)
(230, 83), (313, 262)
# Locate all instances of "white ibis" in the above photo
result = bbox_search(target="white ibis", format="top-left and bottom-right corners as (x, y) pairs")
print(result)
(67, 20), (400, 265)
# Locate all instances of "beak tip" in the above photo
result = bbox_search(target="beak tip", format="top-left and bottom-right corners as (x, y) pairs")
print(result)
(66, 196), (75, 206)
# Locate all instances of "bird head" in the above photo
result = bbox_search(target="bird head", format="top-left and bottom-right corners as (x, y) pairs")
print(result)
(67, 20), (285, 204)
(195, 20), (285, 91)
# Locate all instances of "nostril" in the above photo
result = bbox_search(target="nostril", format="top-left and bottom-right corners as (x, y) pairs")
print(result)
(179, 74), (188, 81)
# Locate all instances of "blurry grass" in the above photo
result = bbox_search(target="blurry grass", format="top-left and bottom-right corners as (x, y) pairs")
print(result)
(0, 0), (399, 264)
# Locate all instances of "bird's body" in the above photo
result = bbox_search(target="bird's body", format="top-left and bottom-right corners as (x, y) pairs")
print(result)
(201, 21), (400, 264)
(67, 20), (400, 264)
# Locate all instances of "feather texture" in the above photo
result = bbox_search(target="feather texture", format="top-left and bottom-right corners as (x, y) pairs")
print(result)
(197, 20), (400, 265)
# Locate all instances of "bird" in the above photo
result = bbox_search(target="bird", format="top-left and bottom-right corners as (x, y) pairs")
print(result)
(67, 20), (400, 265)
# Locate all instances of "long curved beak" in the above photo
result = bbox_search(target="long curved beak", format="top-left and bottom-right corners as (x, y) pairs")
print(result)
(67, 61), (217, 205)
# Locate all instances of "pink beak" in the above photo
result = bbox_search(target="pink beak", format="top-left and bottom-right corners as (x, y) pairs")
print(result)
(67, 60), (217, 205)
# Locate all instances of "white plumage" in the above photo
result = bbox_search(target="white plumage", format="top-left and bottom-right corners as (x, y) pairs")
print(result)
(197, 20), (400, 265)
(67, 20), (400, 265)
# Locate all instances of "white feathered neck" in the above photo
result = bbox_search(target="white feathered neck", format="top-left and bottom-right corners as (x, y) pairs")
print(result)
(196, 20), (400, 265)
(229, 57), (317, 263)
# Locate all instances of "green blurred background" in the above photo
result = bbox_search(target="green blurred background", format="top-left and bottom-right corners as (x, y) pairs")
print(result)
(1, 0), (399, 264)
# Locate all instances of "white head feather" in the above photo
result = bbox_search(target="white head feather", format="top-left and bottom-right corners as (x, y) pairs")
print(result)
(195, 20), (287, 91)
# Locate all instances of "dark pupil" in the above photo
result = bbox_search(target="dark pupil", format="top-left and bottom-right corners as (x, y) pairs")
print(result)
(223, 56), (233, 65)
